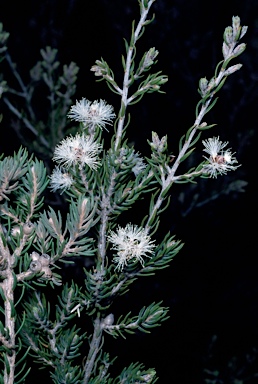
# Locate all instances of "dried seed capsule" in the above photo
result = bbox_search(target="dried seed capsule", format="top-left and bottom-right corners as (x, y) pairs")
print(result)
(30, 260), (42, 273)
(23, 222), (34, 235)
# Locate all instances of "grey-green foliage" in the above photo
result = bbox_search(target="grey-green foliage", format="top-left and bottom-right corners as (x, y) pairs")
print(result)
(0, 32), (79, 158)
(0, 1), (248, 383)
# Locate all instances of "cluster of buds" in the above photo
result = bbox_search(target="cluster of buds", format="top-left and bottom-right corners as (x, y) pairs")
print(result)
(91, 59), (122, 95)
(223, 16), (247, 54)
(91, 59), (110, 78)
(149, 131), (167, 154)
(142, 74), (168, 93)
(136, 47), (159, 78)
(142, 47), (158, 69)
(199, 77), (216, 98)
(11, 221), (34, 238)
(199, 16), (247, 98)
(222, 16), (247, 61)
(29, 251), (52, 278)
(148, 131), (171, 168)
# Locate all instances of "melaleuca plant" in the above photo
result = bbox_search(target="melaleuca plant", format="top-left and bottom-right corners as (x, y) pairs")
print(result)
(0, 1), (247, 383)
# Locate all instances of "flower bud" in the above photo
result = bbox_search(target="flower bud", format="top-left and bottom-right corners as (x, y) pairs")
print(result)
(150, 84), (160, 90)
(41, 265), (52, 278)
(224, 26), (233, 45)
(23, 221), (34, 235)
(199, 77), (208, 96)
(207, 77), (215, 91)
(90, 65), (103, 76)
(224, 64), (242, 76)
(40, 253), (51, 266)
(102, 313), (114, 327)
(81, 198), (88, 210)
(232, 16), (241, 41)
(90, 60), (108, 77)
(240, 25), (248, 40)
(222, 42), (230, 59)
(150, 132), (167, 153)
(232, 43), (246, 57)
(31, 251), (40, 261)
(143, 47), (159, 69)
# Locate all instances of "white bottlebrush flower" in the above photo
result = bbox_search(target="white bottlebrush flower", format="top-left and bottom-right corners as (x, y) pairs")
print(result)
(202, 136), (240, 178)
(53, 133), (102, 170)
(67, 98), (116, 131)
(107, 224), (155, 271)
(49, 167), (74, 193)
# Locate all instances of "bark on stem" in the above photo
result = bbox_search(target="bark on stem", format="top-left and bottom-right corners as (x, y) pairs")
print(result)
(82, 317), (103, 384)
(114, 0), (155, 151)
(3, 272), (16, 384)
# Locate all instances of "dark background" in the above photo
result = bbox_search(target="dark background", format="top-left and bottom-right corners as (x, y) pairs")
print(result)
(1, 0), (258, 382)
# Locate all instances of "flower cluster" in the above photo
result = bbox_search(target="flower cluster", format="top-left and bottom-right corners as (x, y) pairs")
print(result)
(202, 136), (239, 178)
(107, 224), (155, 271)
(49, 98), (116, 193)
(53, 133), (102, 170)
(67, 98), (116, 131)
(50, 133), (102, 193)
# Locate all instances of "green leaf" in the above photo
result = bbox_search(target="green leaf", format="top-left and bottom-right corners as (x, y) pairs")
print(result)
(198, 123), (217, 131)
(204, 97), (219, 116)
(180, 147), (195, 163)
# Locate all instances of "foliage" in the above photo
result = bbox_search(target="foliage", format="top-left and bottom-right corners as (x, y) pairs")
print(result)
(1, 32), (79, 159)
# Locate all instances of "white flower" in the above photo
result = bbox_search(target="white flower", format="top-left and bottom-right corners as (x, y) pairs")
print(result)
(67, 98), (116, 131)
(107, 224), (155, 271)
(49, 167), (74, 193)
(53, 133), (102, 170)
(202, 136), (240, 178)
